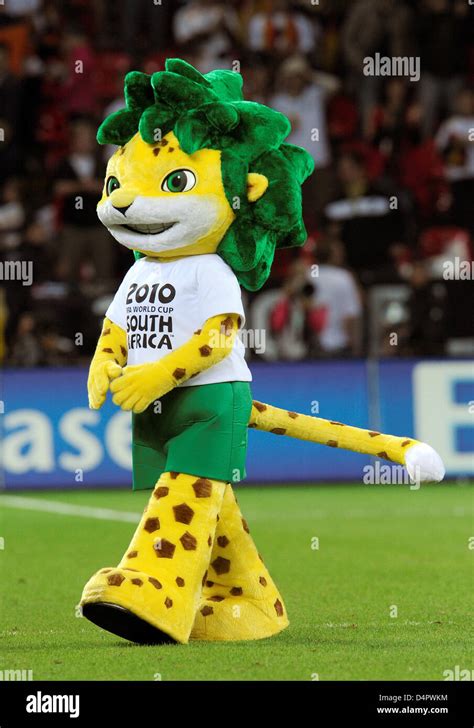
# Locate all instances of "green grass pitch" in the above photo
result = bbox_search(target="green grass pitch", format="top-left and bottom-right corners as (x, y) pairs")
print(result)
(0, 482), (472, 681)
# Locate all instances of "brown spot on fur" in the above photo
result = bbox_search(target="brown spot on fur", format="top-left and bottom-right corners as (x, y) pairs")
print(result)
(199, 345), (212, 357)
(242, 518), (250, 533)
(369, 431), (381, 438)
(271, 427), (286, 435)
(208, 595), (225, 602)
(192, 478), (212, 498)
(173, 367), (186, 380)
(288, 411), (298, 419)
(154, 486), (169, 499)
(217, 535), (229, 548)
(169, 472), (179, 480)
(259, 576), (267, 587)
(102, 328), (111, 336)
(154, 538), (176, 558)
(274, 599), (284, 616)
(131, 578), (143, 586)
(144, 517), (160, 533)
(153, 147), (160, 156)
(327, 440), (338, 447)
(200, 606), (214, 617)
(230, 587), (243, 596)
(120, 346), (127, 357)
(401, 440), (412, 447)
(127, 551), (138, 559)
(253, 401), (267, 412)
(207, 535), (212, 547)
(220, 316), (234, 336)
(119, 146), (126, 155)
(102, 347), (113, 353)
(330, 421), (344, 426)
(173, 503), (194, 525)
(148, 577), (162, 590)
(176, 577), (185, 587)
(168, 146), (175, 152)
(193, 328), (202, 335)
(202, 570), (208, 586)
(377, 451), (391, 460)
(211, 556), (230, 575)
(100, 569), (112, 574)
(180, 531), (197, 550)
(205, 580), (214, 588)
(107, 573), (125, 587)
(165, 597), (173, 609)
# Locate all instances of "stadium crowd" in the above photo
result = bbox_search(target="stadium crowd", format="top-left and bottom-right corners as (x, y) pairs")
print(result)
(1, 0), (473, 365)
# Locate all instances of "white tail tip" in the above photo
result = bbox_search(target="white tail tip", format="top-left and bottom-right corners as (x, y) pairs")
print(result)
(405, 443), (446, 483)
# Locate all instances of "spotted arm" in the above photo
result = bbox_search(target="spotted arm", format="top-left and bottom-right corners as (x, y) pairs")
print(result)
(109, 313), (240, 413)
(88, 317), (127, 410)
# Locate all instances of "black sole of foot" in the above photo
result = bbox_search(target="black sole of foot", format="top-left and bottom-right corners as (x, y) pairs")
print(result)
(82, 602), (177, 645)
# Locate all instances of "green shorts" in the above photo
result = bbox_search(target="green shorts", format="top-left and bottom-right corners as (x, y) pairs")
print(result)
(131, 381), (252, 490)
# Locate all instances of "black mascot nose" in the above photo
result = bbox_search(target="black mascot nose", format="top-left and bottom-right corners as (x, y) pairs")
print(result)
(113, 204), (132, 216)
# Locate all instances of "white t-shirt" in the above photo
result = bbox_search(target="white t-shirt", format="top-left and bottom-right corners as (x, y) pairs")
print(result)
(309, 264), (361, 351)
(106, 254), (252, 387)
(271, 85), (330, 167)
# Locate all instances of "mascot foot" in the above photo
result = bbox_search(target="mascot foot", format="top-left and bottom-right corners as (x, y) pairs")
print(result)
(80, 472), (226, 644)
(191, 484), (289, 641)
(82, 602), (176, 645)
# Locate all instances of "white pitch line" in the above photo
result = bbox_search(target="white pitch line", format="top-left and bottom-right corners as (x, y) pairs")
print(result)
(0, 496), (140, 523)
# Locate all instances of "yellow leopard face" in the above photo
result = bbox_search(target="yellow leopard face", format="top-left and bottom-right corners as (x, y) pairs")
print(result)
(97, 131), (268, 258)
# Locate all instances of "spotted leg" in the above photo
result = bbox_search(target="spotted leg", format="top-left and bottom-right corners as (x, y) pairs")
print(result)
(190, 484), (289, 641)
(80, 472), (225, 644)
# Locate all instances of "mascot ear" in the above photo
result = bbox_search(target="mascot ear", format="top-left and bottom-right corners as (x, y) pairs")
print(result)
(246, 173), (268, 202)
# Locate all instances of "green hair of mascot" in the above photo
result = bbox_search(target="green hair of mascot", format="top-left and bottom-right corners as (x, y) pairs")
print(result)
(96, 58), (314, 291)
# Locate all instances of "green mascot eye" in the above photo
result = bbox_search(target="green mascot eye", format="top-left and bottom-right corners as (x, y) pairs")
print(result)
(162, 169), (196, 193)
(106, 176), (120, 195)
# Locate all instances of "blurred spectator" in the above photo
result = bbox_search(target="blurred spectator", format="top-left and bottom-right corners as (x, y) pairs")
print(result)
(324, 150), (405, 282)
(247, 0), (318, 59)
(120, 0), (170, 59)
(342, 0), (414, 136)
(53, 118), (112, 282)
(270, 268), (327, 359)
(404, 261), (447, 355)
(61, 27), (98, 116)
(0, 42), (21, 129)
(0, 178), (25, 251)
(308, 237), (363, 356)
(173, 0), (239, 69)
(0, 0), (39, 73)
(9, 312), (42, 366)
(435, 88), (474, 234)
(20, 219), (56, 283)
(417, 0), (470, 137)
(397, 102), (447, 221)
(271, 54), (337, 225)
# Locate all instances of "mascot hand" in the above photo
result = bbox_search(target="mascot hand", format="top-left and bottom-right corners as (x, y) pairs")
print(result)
(109, 361), (175, 414)
(88, 360), (123, 410)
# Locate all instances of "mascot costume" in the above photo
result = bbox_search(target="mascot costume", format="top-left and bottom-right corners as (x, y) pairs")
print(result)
(80, 59), (445, 644)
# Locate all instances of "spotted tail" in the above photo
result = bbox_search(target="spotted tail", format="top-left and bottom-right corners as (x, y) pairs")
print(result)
(248, 401), (445, 483)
